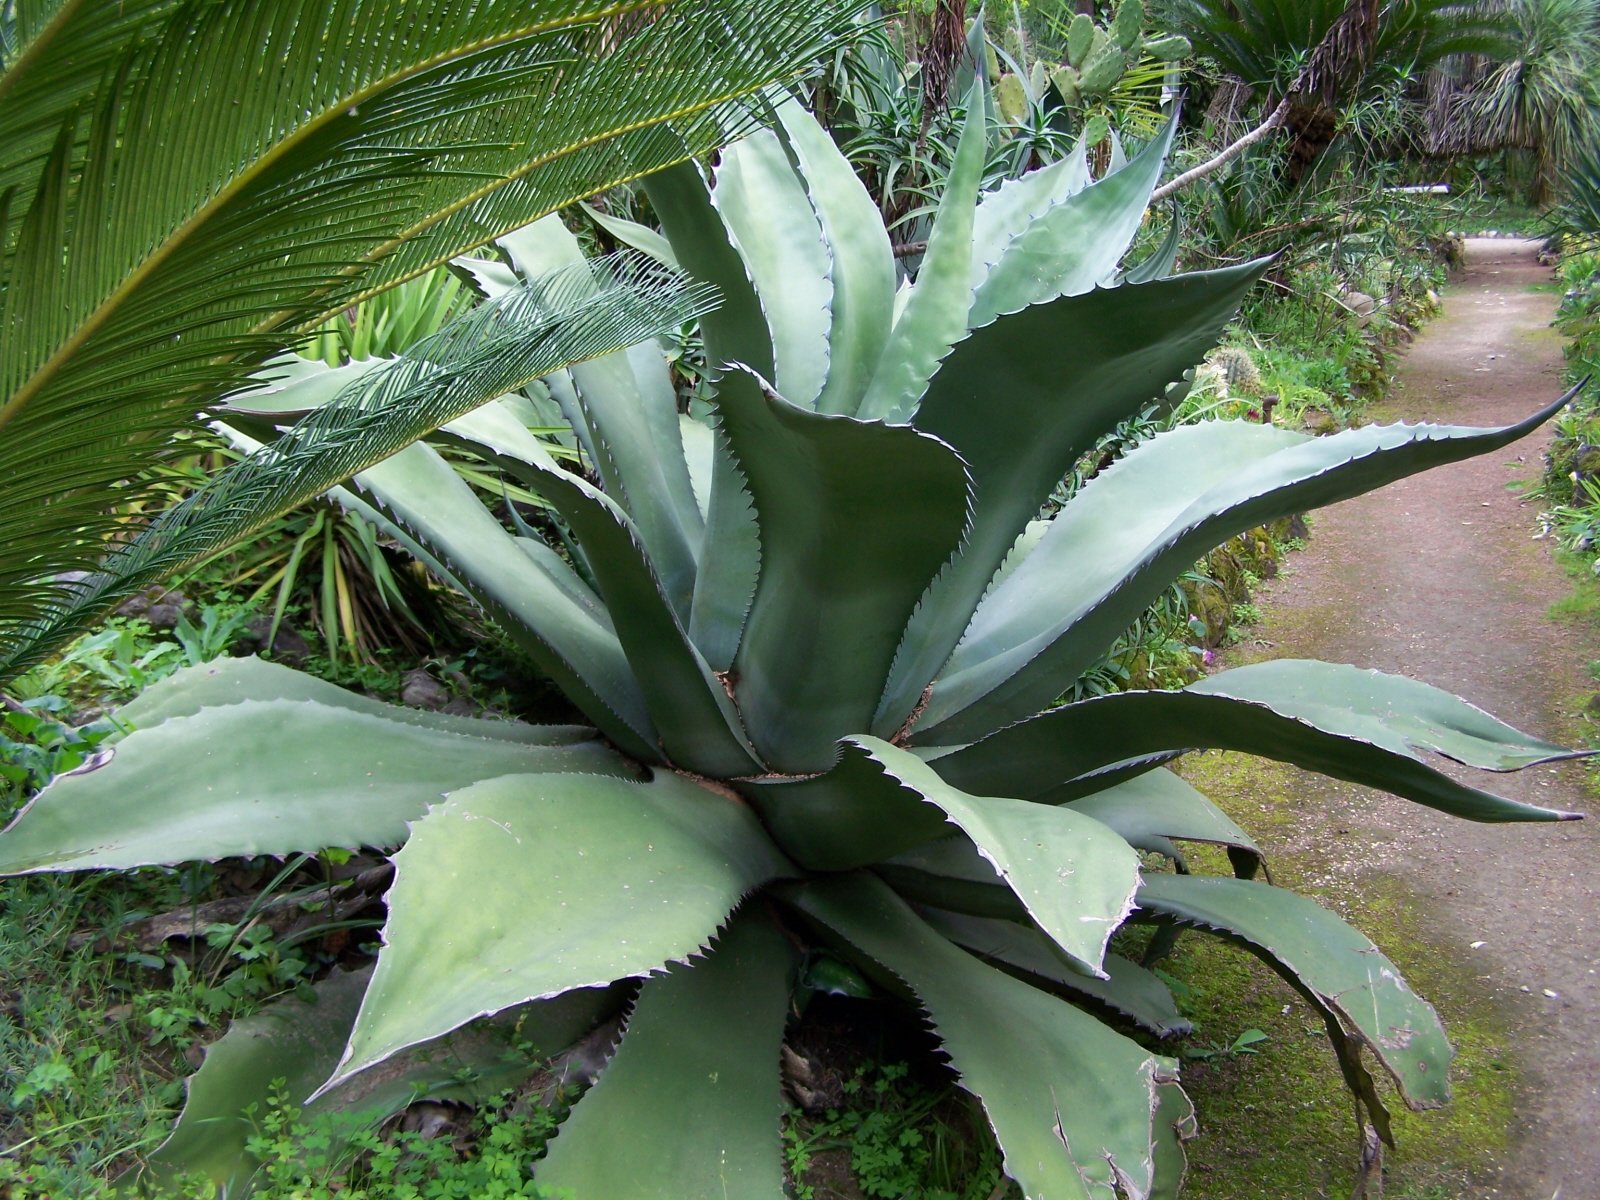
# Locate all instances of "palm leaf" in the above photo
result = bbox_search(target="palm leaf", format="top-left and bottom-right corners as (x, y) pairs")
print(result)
(0, 255), (714, 676)
(0, 0), (859, 650)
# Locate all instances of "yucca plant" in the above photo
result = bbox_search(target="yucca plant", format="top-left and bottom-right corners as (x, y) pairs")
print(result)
(0, 95), (1582, 1198)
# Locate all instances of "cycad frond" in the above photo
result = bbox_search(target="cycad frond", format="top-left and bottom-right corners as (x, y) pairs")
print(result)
(0, 0), (859, 646)
(0, 254), (715, 677)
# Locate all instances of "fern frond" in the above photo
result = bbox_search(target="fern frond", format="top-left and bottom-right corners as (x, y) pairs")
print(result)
(0, 0), (860, 644)
(0, 253), (715, 676)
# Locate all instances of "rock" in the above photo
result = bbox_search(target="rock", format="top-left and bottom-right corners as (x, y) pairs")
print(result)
(1301, 407), (1339, 435)
(1343, 290), (1377, 328)
(440, 697), (478, 718)
(235, 616), (311, 665)
(400, 668), (451, 710)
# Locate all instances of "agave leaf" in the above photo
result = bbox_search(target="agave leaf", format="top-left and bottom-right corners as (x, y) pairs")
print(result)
(1150, 1082), (1197, 1200)
(639, 160), (768, 671)
(932, 662), (1580, 821)
(494, 216), (705, 614)
(536, 908), (796, 1199)
(923, 394), (1579, 739)
(351, 442), (659, 761)
(968, 139), (1093, 287)
(579, 201), (680, 270)
(436, 408), (760, 777)
(789, 873), (1177, 1200)
(850, 738), (1140, 976)
(0, 699), (631, 875)
(712, 126), (833, 410)
(855, 84), (988, 424)
(877, 263), (1265, 734)
(1123, 207), (1182, 283)
(1137, 873), (1455, 1114)
(721, 376), (969, 771)
(641, 160), (773, 380)
(775, 98), (896, 417)
(921, 909), (1192, 1038)
(139, 968), (616, 1197)
(967, 118), (1176, 326)
(328, 769), (789, 1088)
(1065, 769), (1265, 877)
(117, 655), (586, 746)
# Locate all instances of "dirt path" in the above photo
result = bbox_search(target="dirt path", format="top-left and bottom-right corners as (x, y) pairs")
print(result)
(1216, 239), (1600, 1198)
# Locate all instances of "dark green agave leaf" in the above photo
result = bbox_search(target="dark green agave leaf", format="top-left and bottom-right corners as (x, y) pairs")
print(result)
(536, 909), (796, 1199)
(933, 660), (1581, 820)
(788, 873), (1179, 1200)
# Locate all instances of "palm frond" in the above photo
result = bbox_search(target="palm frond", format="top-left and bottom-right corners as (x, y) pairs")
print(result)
(0, 0), (860, 645)
(0, 253), (716, 677)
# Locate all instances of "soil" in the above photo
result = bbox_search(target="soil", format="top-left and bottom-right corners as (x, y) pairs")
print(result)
(1210, 238), (1600, 1199)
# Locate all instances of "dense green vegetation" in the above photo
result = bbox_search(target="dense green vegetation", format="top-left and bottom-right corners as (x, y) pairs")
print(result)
(6, 1), (1600, 1197)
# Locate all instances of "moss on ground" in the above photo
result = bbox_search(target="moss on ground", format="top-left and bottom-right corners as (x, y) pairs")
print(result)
(1167, 752), (1519, 1200)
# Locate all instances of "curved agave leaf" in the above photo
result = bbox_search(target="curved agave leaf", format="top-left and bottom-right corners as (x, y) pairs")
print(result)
(0, 699), (630, 874)
(721, 375), (970, 771)
(933, 661), (1581, 820)
(922, 393), (1580, 739)
(775, 97), (897, 417)
(536, 908), (796, 1199)
(877, 263), (1265, 734)
(1065, 769), (1265, 877)
(966, 118), (1176, 327)
(1137, 873), (1455, 1117)
(861, 738), (1140, 974)
(967, 139), (1092, 287)
(0, 0), (858, 645)
(789, 873), (1179, 1200)
(639, 160), (768, 672)
(352, 442), (660, 761)
(494, 216), (705, 615)
(921, 909), (1192, 1038)
(140, 968), (617, 1197)
(713, 125), (833, 410)
(854, 84), (988, 424)
(117, 654), (586, 746)
(327, 769), (789, 1089)
(445, 414), (761, 778)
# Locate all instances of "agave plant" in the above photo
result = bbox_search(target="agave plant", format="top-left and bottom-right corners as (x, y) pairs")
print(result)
(0, 95), (1581, 1197)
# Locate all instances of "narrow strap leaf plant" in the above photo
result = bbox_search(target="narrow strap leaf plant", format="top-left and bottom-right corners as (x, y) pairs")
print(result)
(0, 90), (1584, 1199)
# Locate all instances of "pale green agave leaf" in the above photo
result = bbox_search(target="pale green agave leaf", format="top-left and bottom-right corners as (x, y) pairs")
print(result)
(934, 660), (1581, 822)
(847, 738), (1141, 976)
(776, 97), (896, 418)
(351, 442), (659, 761)
(1137, 874), (1455, 1110)
(140, 968), (615, 1197)
(536, 909), (796, 1199)
(967, 139), (1092, 286)
(712, 125), (833, 410)
(926, 397), (1575, 739)
(854, 83), (987, 424)
(117, 655), (584, 746)
(878, 263), (1265, 734)
(327, 769), (788, 1088)
(0, 699), (629, 874)
(790, 874), (1177, 1200)
(1065, 768), (1265, 875)
(966, 118), (1175, 327)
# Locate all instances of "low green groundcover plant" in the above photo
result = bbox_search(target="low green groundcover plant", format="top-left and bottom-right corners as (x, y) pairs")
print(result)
(0, 97), (1582, 1198)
